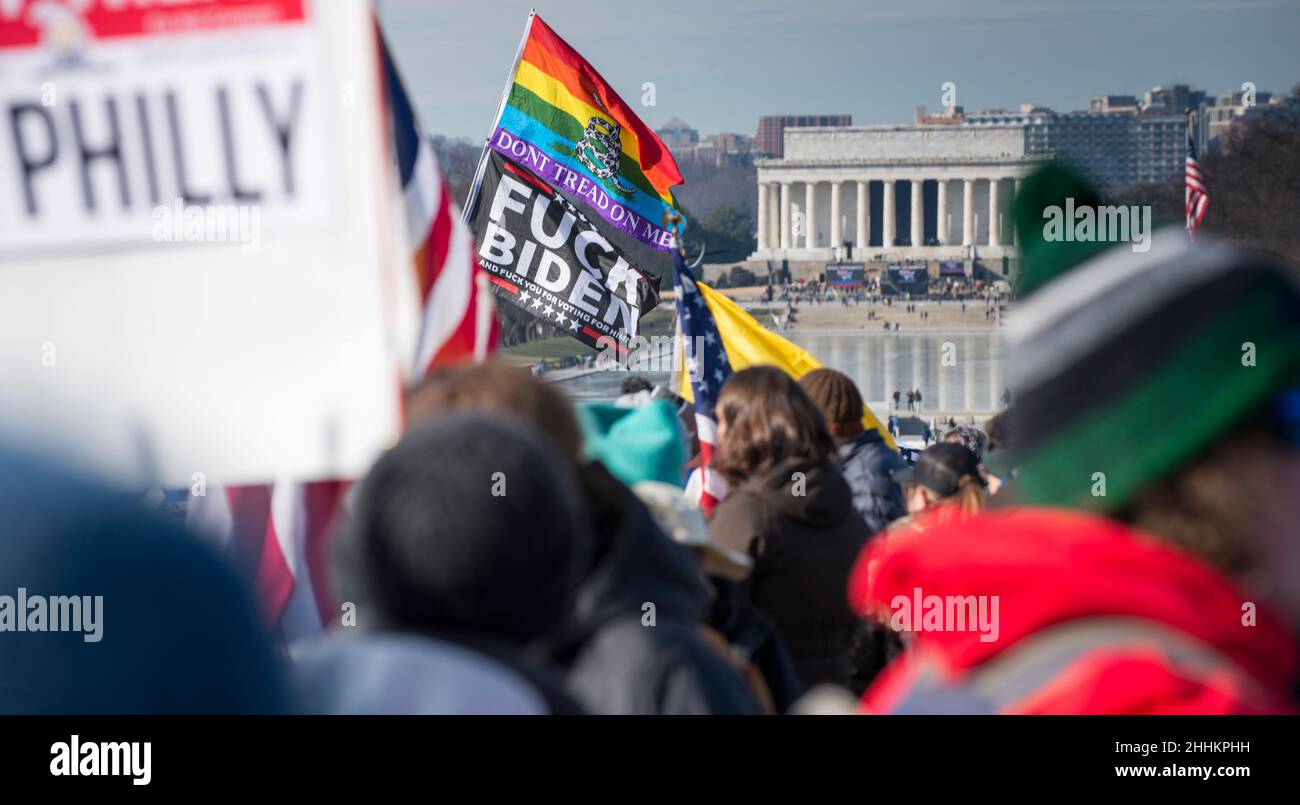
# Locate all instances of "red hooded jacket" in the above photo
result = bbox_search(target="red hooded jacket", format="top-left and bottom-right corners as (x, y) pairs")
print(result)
(851, 507), (1298, 714)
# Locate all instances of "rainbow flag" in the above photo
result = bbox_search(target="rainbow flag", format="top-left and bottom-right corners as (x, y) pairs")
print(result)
(487, 13), (684, 254)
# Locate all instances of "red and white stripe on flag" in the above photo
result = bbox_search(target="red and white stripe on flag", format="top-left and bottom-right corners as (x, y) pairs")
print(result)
(1185, 135), (1209, 239)
(188, 480), (348, 642)
(691, 415), (729, 514)
(383, 24), (500, 378)
(406, 134), (501, 377)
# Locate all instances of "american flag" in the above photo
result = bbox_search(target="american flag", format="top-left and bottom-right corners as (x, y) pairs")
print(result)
(1185, 125), (1209, 241)
(384, 35), (501, 374)
(186, 32), (499, 643)
(675, 249), (731, 515)
(186, 479), (347, 642)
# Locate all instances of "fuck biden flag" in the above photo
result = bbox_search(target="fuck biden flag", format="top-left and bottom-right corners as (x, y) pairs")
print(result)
(471, 11), (685, 290)
(471, 150), (659, 351)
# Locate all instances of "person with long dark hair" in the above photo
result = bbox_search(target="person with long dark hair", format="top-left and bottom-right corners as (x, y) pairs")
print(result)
(708, 366), (873, 690)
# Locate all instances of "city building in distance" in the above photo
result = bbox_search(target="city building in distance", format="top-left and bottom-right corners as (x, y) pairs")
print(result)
(655, 118), (754, 168)
(746, 83), (1295, 280)
(756, 114), (852, 158)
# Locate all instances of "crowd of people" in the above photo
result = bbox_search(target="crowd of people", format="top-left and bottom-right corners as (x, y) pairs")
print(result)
(4, 166), (1299, 716)
(760, 279), (1006, 336)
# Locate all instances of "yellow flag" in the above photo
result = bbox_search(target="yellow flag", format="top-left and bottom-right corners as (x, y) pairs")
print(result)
(677, 281), (896, 449)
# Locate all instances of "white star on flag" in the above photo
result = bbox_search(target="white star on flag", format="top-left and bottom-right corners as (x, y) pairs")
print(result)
(569, 319), (580, 332)
(555, 311), (567, 325)
(673, 253), (731, 517)
(519, 291), (531, 305)
(543, 304), (554, 317)
(531, 296), (543, 309)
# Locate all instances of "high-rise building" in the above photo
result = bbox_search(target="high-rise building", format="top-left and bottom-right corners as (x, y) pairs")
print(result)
(1134, 114), (1186, 183)
(1088, 95), (1139, 114)
(962, 86), (1207, 188)
(655, 117), (699, 150)
(756, 114), (852, 157)
(710, 132), (753, 155)
(1200, 90), (1278, 153)
(1142, 84), (1207, 116)
(655, 120), (754, 167)
(964, 104), (1055, 155)
(1048, 113), (1140, 187)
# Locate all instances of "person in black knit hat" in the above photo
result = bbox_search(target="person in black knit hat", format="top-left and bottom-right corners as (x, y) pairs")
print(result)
(331, 414), (589, 713)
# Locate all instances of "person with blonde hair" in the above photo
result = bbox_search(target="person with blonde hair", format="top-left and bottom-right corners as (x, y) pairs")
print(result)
(892, 443), (987, 520)
(844, 442), (988, 688)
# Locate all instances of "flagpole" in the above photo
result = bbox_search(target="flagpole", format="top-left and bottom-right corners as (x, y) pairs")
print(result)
(668, 208), (697, 403)
(666, 209), (686, 396)
(473, 271), (496, 363)
(462, 9), (536, 223)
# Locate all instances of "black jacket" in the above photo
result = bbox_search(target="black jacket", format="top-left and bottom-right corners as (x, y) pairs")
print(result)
(707, 576), (805, 712)
(545, 462), (760, 715)
(709, 459), (874, 690)
(837, 431), (906, 535)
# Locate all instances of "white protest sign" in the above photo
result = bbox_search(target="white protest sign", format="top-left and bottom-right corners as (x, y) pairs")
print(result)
(0, 0), (405, 487)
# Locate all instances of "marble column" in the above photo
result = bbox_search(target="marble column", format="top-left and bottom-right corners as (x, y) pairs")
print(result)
(779, 182), (792, 250)
(882, 180), (896, 247)
(936, 179), (948, 244)
(910, 179), (923, 247)
(962, 179), (974, 247)
(768, 184), (780, 252)
(988, 178), (1001, 247)
(756, 181), (769, 250)
(856, 180), (869, 249)
(829, 181), (843, 253)
(1012, 179), (1022, 247)
(804, 182), (817, 249)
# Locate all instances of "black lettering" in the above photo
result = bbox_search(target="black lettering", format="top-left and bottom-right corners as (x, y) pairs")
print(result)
(165, 91), (211, 204)
(70, 96), (130, 213)
(135, 94), (160, 205)
(256, 79), (303, 196)
(9, 102), (58, 216)
(217, 86), (261, 202)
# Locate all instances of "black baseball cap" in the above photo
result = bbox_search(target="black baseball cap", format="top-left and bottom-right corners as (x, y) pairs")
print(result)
(893, 442), (983, 497)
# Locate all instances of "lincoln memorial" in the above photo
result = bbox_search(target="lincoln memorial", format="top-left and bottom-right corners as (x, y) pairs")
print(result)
(749, 124), (1049, 275)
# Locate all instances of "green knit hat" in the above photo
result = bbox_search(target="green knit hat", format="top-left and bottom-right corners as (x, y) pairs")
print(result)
(1005, 166), (1300, 513)
(1011, 163), (1111, 298)
(576, 399), (687, 487)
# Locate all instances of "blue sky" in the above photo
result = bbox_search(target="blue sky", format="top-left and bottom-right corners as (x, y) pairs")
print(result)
(378, 0), (1300, 141)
